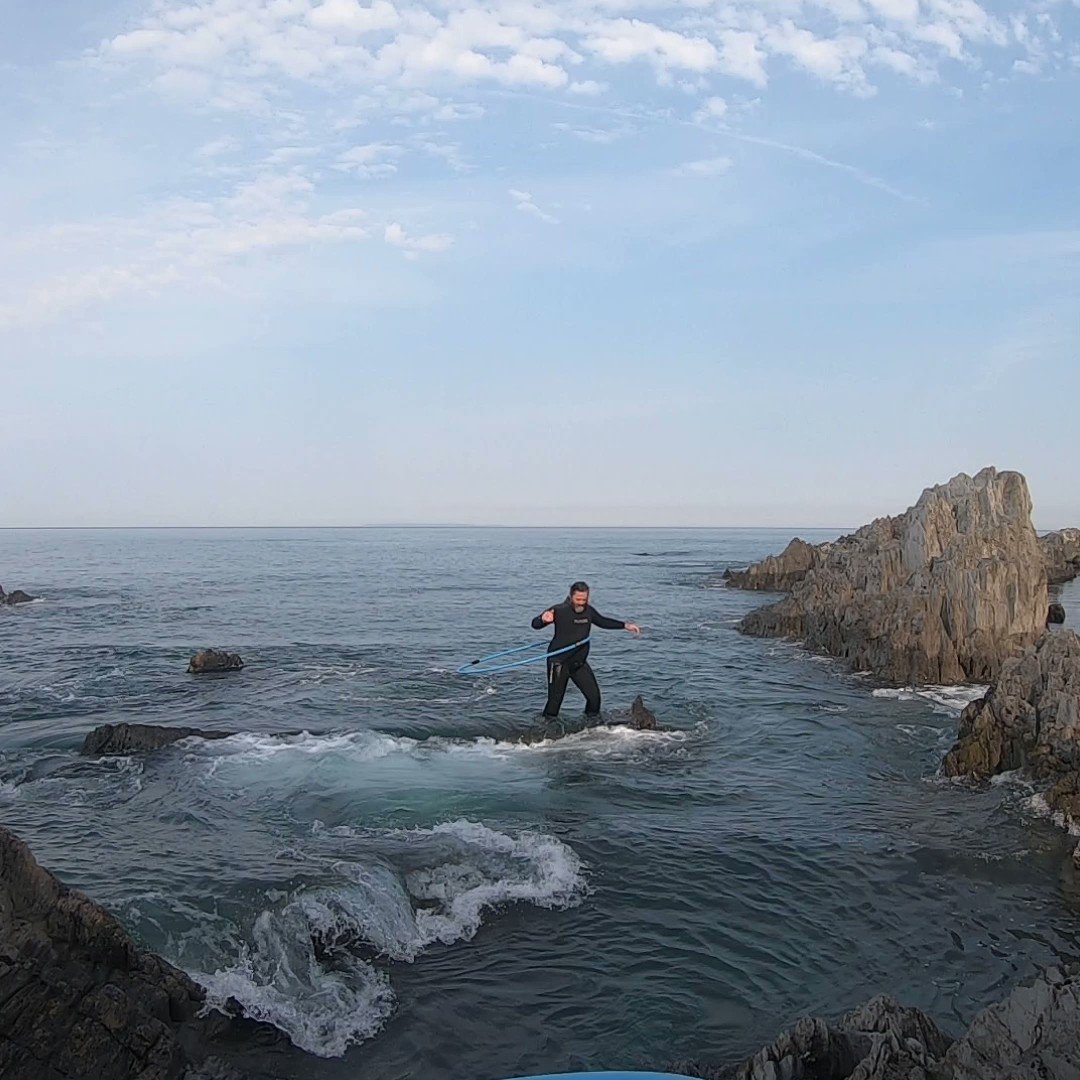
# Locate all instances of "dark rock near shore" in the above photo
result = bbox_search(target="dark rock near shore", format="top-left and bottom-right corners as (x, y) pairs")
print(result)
(82, 722), (233, 756)
(516, 697), (661, 745)
(1048, 601), (1067, 625)
(736, 468), (1048, 685)
(942, 629), (1080, 831)
(1041, 528), (1080, 586)
(724, 538), (832, 592)
(674, 965), (1080, 1080)
(629, 695), (658, 730)
(0, 586), (37, 605)
(0, 825), (264, 1080)
(188, 650), (244, 674)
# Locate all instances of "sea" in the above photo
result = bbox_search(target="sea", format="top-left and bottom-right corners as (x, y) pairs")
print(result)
(1, 527), (1078, 1080)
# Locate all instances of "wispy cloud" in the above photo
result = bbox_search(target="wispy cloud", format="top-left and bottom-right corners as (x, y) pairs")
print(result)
(509, 190), (559, 225)
(672, 156), (733, 178)
(335, 142), (404, 178)
(384, 222), (454, 258)
(0, 170), (369, 330)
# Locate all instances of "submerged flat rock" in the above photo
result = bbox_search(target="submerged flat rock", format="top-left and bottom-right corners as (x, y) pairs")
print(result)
(0, 586), (37, 606)
(81, 722), (234, 756)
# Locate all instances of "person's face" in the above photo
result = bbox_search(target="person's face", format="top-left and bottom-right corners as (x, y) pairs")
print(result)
(571, 589), (589, 610)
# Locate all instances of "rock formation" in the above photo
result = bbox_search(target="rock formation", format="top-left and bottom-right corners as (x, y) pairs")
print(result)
(1041, 528), (1080, 586)
(1048, 602), (1067, 625)
(628, 695), (658, 730)
(0, 825), (261, 1079)
(735, 468), (1048, 684)
(942, 630), (1080, 828)
(723, 538), (831, 592)
(82, 723), (233, 756)
(515, 697), (661, 745)
(674, 964), (1080, 1080)
(0, 586), (37, 606)
(187, 650), (244, 674)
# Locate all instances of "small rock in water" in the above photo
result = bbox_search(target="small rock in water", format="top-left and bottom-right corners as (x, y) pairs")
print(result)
(188, 649), (244, 674)
(0, 586), (37, 606)
(81, 722), (232, 756)
(629, 695), (658, 730)
(1048, 602), (1067, 625)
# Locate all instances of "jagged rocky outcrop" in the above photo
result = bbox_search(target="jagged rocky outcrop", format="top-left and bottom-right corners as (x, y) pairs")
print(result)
(628, 695), (658, 730)
(188, 650), (244, 674)
(82, 723), (233, 756)
(724, 538), (832, 592)
(942, 630), (1080, 826)
(735, 468), (1048, 684)
(0, 826), (260, 1079)
(1041, 528), (1080, 586)
(674, 964), (1080, 1080)
(0, 586), (37, 606)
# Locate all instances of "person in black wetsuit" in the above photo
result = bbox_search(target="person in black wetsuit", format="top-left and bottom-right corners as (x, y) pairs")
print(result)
(531, 581), (641, 718)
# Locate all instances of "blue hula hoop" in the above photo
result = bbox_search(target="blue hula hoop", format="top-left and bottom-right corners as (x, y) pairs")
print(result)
(457, 637), (591, 676)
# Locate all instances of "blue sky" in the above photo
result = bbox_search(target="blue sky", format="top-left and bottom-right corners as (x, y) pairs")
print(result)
(2, 0), (1078, 528)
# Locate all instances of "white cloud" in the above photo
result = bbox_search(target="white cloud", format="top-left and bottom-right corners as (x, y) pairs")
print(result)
(718, 30), (769, 86)
(672, 156), (733, 177)
(692, 96), (728, 124)
(568, 80), (607, 95)
(865, 0), (921, 22)
(100, 0), (1037, 109)
(509, 189), (559, 224)
(0, 168), (369, 330)
(195, 136), (239, 158)
(335, 142), (403, 177)
(585, 20), (719, 75)
(766, 22), (873, 94)
(307, 0), (401, 35)
(434, 101), (485, 120)
(552, 122), (627, 144)
(384, 222), (454, 257)
(415, 138), (470, 170)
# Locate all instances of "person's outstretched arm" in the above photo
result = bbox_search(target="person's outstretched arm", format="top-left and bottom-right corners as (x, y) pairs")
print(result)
(589, 606), (641, 634)
(532, 607), (556, 630)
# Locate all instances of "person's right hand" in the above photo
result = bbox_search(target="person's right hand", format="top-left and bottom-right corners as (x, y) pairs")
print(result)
(541, 609), (555, 625)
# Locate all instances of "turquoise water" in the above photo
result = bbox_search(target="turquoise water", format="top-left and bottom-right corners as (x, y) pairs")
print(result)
(1, 528), (1077, 1079)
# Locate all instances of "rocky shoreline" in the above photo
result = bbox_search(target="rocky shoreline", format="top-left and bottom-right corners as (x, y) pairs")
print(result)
(3, 818), (1077, 1080)
(5, 469), (1078, 1079)
(0, 826), (276, 1080)
(675, 963), (1080, 1080)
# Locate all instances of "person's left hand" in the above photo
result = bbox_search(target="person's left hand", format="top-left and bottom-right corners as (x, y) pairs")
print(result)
(625, 623), (642, 635)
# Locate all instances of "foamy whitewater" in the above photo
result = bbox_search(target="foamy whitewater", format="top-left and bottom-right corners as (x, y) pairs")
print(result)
(2, 527), (1078, 1080)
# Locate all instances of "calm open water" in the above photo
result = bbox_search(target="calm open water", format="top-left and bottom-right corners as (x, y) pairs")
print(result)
(1, 528), (1078, 1080)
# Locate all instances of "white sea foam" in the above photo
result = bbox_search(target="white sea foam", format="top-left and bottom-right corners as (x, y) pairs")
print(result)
(1027, 793), (1080, 836)
(872, 685), (987, 715)
(392, 819), (589, 950)
(193, 820), (587, 1057)
(189, 722), (692, 777)
(195, 906), (396, 1058)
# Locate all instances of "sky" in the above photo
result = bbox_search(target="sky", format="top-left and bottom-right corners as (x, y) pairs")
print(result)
(1, 0), (1078, 529)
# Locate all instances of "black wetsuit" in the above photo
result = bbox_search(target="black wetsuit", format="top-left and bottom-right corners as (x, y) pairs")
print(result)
(531, 600), (625, 717)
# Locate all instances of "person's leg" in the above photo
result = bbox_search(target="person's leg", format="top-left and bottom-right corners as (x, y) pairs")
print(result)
(570, 662), (602, 715)
(543, 661), (571, 718)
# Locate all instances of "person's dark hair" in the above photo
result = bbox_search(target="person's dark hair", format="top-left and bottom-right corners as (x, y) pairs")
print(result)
(569, 581), (589, 594)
